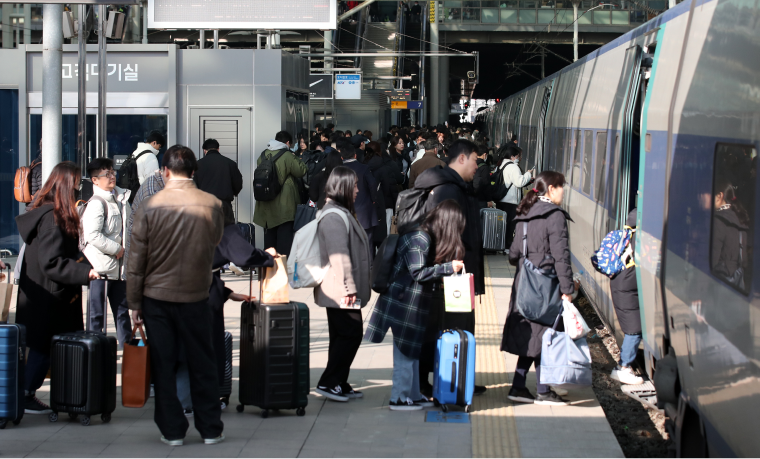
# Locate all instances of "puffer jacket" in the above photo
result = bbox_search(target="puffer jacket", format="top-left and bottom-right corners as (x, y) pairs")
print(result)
(30, 152), (43, 197)
(132, 142), (160, 185)
(82, 185), (131, 280)
(499, 159), (532, 205)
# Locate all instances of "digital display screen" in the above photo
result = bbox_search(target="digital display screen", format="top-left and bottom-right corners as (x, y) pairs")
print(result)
(149, 0), (336, 29)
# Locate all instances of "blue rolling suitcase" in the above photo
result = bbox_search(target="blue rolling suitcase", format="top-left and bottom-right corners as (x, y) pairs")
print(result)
(0, 323), (25, 429)
(433, 329), (476, 413)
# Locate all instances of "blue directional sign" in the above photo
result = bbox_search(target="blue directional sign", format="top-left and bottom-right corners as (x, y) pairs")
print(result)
(335, 74), (361, 100)
(408, 101), (424, 109)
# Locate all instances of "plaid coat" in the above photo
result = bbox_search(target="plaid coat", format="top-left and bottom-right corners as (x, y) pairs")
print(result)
(364, 231), (454, 359)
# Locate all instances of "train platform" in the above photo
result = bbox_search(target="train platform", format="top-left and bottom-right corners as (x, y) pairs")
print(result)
(1, 255), (623, 458)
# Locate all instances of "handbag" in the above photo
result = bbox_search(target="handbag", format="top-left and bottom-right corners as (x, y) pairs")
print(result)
(539, 307), (593, 388)
(444, 268), (475, 313)
(262, 255), (290, 304)
(121, 324), (151, 408)
(515, 221), (562, 325)
(293, 203), (319, 233)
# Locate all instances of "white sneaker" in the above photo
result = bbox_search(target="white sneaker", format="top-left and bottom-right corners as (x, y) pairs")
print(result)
(161, 436), (183, 446)
(550, 386), (568, 396)
(204, 434), (225, 445)
(610, 366), (644, 385)
(229, 263), (245, 276)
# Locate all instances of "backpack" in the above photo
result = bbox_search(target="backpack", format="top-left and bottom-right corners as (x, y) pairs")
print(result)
(14, 159), (41, 203)
(117, 150), (151, 203)
(76, 196), (109, 252)
(488, 162), (511, 202)
(253, 149), (288, 202)
(395, 187), (433, 235)
(301, 150), (326, 189)
(590, 227), (635, 278)
(287, 208), (350, 289)
(370, 234), (399, 293)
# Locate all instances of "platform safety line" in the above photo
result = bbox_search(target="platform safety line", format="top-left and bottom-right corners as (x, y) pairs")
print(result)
(471, 259), (521, 458)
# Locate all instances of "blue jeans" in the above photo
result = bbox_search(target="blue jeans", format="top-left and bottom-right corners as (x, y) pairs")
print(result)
(620, 333), (642, 368)
(89, 279), (132, 347)
(391, 343), (423, 403)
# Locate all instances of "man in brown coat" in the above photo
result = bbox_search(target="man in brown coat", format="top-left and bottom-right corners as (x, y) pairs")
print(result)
(127, 146), (225, 447)
(408, 138), (447, 188)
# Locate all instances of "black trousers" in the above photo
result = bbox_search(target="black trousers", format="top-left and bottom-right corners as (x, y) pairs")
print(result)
(496, 202), (518, 249)
(212, 305), (226, 390)
(318, 307), (363, 389)
(264, 221), (295, 257)
(142, 296), (223, 440)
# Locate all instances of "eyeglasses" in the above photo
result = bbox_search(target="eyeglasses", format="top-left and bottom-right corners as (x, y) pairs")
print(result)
(94, 171), (116, 179)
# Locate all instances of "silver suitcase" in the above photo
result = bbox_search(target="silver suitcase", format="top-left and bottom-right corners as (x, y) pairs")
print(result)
(481, 208), (507, 252)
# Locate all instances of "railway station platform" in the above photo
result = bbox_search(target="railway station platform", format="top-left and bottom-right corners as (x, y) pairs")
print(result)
(1, 255), (623, 458)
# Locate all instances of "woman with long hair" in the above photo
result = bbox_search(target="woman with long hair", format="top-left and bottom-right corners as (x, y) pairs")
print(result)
(14, 162), (100, 414)
(308, 150), (344, 208)
(365, 200), (465, 410)
(314, 166), (372, 402)
(501, 170), (575, 406)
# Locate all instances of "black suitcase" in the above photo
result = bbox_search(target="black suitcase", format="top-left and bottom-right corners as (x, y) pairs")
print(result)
(236, 270), (309, 418)
(49, 277), (117, 426)
(0, 321), (25, 430)
(220, 331), (233, 406)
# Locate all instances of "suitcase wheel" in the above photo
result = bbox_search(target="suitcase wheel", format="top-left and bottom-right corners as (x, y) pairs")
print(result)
(236, 404), (244, 413)
(80, 415), (91, 426)
(261, 409), (269, 419)
(0, 420), (6, 429)
(101, 413), (111, 423)
(297, 407), (306, 417)
(440, 404), (448, 413)
(49, 412), (58, 423)
(465, 405), (471, 414)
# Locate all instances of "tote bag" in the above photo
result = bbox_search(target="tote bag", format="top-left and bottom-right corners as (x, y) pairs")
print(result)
(540, 307), (592, 388)
(121, 324), (151, 407)
(444, 268), (475, 313)
(515, 222), (562, 326)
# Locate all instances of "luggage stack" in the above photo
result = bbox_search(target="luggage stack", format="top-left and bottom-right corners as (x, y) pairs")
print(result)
(433, 329), (476, 413)
(237, 270), (309, 418)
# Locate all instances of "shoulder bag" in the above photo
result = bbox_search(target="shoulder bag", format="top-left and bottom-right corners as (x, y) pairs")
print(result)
(515, 221), (563, 326)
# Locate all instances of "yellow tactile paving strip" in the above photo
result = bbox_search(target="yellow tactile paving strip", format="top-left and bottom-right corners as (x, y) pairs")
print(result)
(471, 261), (521, 458)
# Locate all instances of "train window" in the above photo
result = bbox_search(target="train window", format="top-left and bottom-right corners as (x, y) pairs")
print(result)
(595, 132), (608, 201)
(608, 135), (621, 220)
(571, 130), (582, 189)
(566, 130), (575, 184)
(528, 126), (538, 171)
(582, 130), (593, 194)
(555, 129), (565, 173)
(710, 143), (756, 295)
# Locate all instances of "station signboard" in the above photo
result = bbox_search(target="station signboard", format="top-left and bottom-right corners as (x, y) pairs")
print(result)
(309, 74), (333, 99)
(335, 74), (361, 100)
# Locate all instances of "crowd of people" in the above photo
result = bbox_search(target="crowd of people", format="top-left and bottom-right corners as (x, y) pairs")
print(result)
(7, 119), (648, 445)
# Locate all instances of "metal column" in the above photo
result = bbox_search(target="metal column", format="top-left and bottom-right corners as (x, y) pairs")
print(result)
(213, 29), (219, 49)
(142, 1), (148, 44)
(98, 5), (107, 158)
(429, 1), (439, 126)
(77, 5), (90, 176)
(438, 55), (449, 124)
(199, 29), (205, 49)
(2, 3), (11, 49)
(41, 4), (63, 182)
(23, 5), (31, 45)
(419, 1), (428, 126)
(573, 1), (579, 62)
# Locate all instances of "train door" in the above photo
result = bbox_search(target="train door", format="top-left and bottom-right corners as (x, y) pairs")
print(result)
(535, 83), (554, 173)
(612, 45), (643, 230)
(189, 108), (253, 224)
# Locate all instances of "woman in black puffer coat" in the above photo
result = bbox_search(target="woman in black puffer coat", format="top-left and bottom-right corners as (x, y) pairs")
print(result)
(365, 141), (403, 248)
(501, 171), (575, 406)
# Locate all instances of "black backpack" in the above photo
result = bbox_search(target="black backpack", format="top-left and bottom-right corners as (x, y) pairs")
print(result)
(371, 234), (399, 293)
(117, 150), (151, 203)
(253, 149), (288, 202)
(487, 162), (511, 202)
(301, 150), (326, 189)
(395, 187), (433, 235)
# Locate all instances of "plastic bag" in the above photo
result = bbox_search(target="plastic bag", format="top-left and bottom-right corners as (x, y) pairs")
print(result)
(562, 299), (590, 340)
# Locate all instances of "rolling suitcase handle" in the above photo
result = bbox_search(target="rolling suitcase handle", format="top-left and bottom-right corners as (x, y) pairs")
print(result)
(86, 274), (108, 334)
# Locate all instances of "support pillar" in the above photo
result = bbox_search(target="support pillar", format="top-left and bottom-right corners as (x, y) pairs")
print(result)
(142, 2), (148, 44)
(24, 5), (31, 45)
(2, 4), (12, 49)
(97, 5), (107, 158)
(438, 55), (449, 126)
(573, 1), (579, 62)
(429, 2), (439, 126)
(199, 29), (205, 49)
(42, 4), (64, 182)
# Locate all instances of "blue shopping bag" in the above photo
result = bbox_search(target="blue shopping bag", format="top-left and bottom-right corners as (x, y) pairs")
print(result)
(539, 306), (592, 388)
